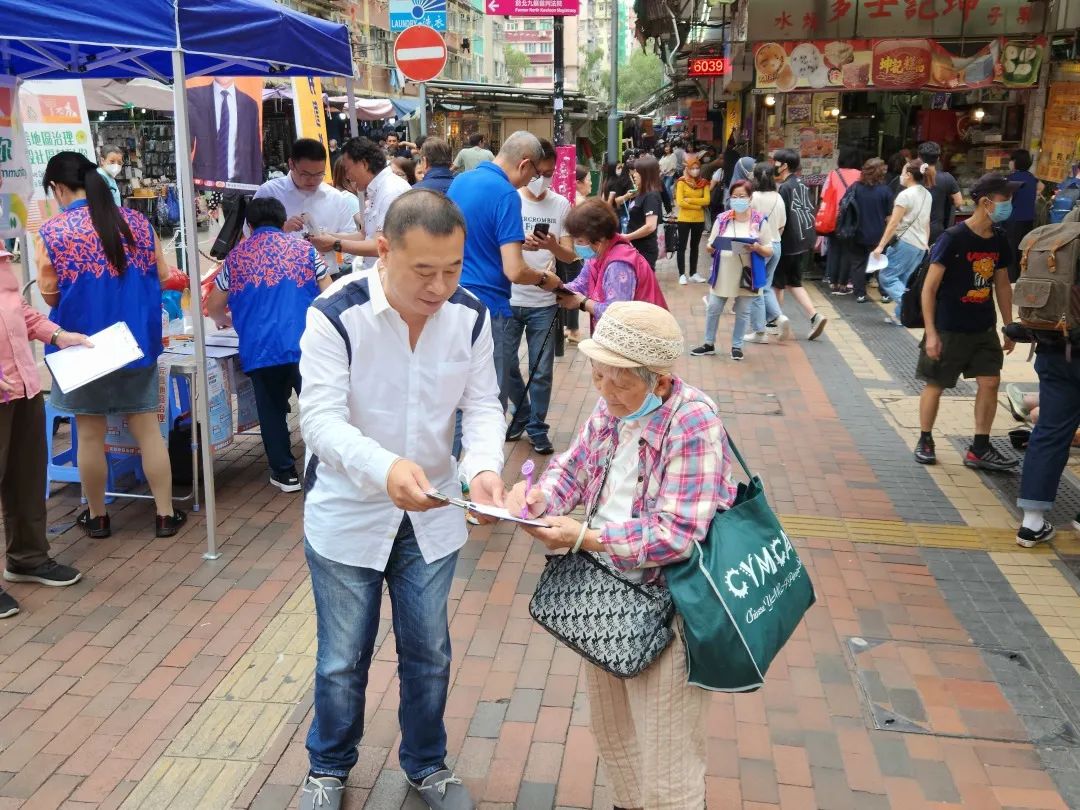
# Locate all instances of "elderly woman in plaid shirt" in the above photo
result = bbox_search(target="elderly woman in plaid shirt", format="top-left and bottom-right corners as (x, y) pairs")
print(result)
(507, 301), (737, 810)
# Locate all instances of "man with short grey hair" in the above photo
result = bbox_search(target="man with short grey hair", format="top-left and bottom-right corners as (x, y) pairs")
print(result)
(448, 131), (562, 415)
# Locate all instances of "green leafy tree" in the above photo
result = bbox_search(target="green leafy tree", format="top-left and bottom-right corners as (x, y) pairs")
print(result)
(579, 46), (606, 100)
(504, 46), (531, 86)
(616, 49), (665, 109)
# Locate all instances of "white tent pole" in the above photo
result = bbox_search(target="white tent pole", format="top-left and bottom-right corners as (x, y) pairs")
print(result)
(346, 76), (358, 137)
(170, 49), (220, 561)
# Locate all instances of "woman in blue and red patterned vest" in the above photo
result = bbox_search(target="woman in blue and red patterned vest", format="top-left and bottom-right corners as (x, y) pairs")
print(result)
(37, 152), (186, 540)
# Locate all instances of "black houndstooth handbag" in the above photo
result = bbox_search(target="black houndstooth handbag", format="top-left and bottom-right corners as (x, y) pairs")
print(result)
(529, 550), (675, 678)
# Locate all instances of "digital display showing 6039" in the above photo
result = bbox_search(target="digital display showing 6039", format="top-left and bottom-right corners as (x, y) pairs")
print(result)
(688, 56), (731, 77)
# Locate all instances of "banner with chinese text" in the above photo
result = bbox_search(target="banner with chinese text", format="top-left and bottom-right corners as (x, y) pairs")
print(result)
(747, 0), (1045, 41)
(292, 77), (332, 185)
(754, 37), (1042, 91)
(19, 80), (94, 233)
(0, 77), (31, 240)
(552, 145), (577, 207)
(1035, 83), (1080, 183)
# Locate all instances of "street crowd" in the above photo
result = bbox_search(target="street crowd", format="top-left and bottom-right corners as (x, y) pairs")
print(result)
(0, 123), (1077, 810)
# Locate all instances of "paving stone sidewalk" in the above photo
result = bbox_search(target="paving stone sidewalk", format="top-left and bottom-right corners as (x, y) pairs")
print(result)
(1, 259), (1079, 809)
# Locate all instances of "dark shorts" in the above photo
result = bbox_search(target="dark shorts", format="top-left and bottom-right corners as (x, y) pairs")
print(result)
(772, 252), (804, 288)
(916, 329), (1004, 389)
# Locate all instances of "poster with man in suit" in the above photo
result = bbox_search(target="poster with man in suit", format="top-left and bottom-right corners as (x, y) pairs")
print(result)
(187, 77), (263, 190)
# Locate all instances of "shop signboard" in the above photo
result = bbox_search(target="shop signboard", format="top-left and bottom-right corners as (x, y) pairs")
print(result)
(484, 0), (578, 14)
(747, 0), (1045, 42)
(390, 0), (448, 32)
(18, 80), (94, 233)
(1035, 82), (1080, 182)
(689, 100), (708, 121)
(754, 37), (1043, 91)
(688, 56), (732, 77)
(291, 77), (332, 185)
(0, 77), (31, 240)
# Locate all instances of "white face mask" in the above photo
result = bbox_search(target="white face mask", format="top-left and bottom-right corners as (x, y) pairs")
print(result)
(104, 163), (123, 178)
(528, 175), (552, 196)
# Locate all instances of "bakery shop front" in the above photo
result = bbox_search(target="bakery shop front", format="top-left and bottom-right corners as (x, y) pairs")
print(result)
(743, 0), (1048, 192)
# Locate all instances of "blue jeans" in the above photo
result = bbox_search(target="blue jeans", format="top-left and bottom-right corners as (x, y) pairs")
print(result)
(663, 175), (675, 202)
(749, 241), (783, 332)
(879, 240), (926, 319)
(1018, 352), (1080, 512)
(504, 304), (558, 441)
(304, 519), (457, 782)
(705, 292), (752, 348)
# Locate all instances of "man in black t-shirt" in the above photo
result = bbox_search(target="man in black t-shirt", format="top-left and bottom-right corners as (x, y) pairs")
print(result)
(772, 149), (827, 340)
(915, 173), (1020, 470)
(918, 141), (964, 244)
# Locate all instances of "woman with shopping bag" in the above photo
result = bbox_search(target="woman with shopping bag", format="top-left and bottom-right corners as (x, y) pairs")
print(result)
(506, 302), (735, 810)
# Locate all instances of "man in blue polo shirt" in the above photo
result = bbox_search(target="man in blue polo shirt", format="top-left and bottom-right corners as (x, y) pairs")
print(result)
(447, 131), (564, 411)
(207, 198), (332, 492)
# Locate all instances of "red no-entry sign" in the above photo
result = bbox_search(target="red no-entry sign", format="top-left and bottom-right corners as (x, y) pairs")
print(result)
(393, 25), (447, 84)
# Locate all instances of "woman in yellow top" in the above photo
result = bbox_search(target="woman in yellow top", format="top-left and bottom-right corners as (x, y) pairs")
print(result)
(675, 157), (711, 285)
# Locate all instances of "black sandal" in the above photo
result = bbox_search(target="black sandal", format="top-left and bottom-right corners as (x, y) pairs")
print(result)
(76, 509), (111, 539)
(156, 509), (187, 538)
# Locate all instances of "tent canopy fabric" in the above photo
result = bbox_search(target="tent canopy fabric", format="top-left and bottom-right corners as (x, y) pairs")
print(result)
(0, 0), (353, 80)
(83, 79), (175, 111)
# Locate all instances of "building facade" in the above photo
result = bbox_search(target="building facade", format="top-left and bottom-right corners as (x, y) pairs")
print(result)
(502, 16), (580, 90)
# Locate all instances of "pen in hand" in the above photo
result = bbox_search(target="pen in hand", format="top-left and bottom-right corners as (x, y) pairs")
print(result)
(520, 459), (535, 519)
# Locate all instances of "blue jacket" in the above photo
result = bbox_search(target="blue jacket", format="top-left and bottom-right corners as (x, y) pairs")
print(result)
(415, 166), (454, 196)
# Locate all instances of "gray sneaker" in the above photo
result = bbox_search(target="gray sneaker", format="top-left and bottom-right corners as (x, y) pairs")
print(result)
(410, 769), (475, 809)
(298, 776), (343, 809)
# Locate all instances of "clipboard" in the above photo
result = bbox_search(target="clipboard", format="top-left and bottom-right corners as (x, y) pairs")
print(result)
(45, 321), (144, 394)
(426, 490), (553, 528)
(711, 236), (756, 255)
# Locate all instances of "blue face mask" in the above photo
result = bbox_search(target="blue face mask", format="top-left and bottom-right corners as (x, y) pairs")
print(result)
(621, 391), (663, 422)
(574, 243), (597, 260)
(730, 197), (751, 213)
(991, 200), (1013, 223)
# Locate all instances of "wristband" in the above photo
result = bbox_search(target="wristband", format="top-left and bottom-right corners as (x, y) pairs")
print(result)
(535, 270), (549, 288)
(578, 298), (589, 313)
(571, 521), (589, 553)
(49, 328), (63, 346)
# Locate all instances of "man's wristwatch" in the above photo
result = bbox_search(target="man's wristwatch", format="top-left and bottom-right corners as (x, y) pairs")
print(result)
(49, 328), (63, 346)
(578, 298), (589, 312)
(332, 239), (342, 253)
(535, 270), (549, 289)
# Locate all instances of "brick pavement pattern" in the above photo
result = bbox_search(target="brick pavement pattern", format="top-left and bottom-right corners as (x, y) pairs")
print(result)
(1, 258), (1079, 809)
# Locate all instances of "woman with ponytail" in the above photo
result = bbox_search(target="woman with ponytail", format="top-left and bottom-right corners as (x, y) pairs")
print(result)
(873, 159), (934, 324)
(36, 151), (186, 540)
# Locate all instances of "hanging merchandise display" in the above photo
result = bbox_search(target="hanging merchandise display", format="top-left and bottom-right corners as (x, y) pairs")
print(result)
(1035, 82), (1080, 183)
(754, 37), (1045, 92)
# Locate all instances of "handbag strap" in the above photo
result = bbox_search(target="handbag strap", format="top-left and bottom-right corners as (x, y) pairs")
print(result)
(894, 189), (929, 243)
(725, 435), (754, 481)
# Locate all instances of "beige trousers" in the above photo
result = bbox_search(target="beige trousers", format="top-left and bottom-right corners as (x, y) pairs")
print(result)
(584, 631), (709, 810)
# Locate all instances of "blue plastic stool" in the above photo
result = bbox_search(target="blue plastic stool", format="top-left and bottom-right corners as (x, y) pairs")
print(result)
(45, 402), (147, 504)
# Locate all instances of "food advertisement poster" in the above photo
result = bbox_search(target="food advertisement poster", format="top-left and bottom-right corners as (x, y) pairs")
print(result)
(785, 93), (813, 124)
(1035, 82), (1080, 182)
(0, 78), (31, 240)
(754, 37), (1043, 91)
(766, 124), (838, 186)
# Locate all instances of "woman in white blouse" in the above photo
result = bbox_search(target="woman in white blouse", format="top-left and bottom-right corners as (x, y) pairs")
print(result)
(873, 159), (934, 325)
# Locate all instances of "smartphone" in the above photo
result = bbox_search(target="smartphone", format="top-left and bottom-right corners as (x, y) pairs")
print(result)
(532, 223), (550, 238)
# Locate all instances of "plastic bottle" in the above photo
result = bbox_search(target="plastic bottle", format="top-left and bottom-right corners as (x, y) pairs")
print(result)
(161, 306), (170, 348)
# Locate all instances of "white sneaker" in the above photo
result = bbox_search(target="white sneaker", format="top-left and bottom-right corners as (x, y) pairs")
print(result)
(690, 274), (707, 283)
(777, 315), (792, 341)
(743, 332), (769, 344)
(679, 275), (688, 285)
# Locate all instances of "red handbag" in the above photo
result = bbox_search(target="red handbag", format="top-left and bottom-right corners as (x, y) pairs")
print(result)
(814, 170), (851, 236)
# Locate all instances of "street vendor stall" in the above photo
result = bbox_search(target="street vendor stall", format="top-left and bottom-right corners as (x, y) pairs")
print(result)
(0, 0), (354, 560)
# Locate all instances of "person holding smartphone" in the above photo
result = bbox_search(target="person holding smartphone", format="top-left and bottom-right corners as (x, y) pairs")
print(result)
(505, 138), (577, 455)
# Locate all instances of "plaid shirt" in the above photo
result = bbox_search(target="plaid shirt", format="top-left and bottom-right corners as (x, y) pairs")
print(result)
(540, 378), (738, 580)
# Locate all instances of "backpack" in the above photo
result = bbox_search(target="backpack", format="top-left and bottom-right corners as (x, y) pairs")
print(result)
(900, 251), (933, 328)
(834, 185), (860, 241)
(814, 170), (851, 235)
(1014, 215), (1080, 337)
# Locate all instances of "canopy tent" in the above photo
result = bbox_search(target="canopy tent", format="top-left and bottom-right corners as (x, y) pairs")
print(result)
(327, 95), (421, 122)
(83, 78), (175, 111)
(1, 0), (356, 560)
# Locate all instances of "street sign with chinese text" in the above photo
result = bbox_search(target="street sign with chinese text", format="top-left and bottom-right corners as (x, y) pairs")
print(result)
(747, 0), (1045, 41)
(484, 0), (578, 16)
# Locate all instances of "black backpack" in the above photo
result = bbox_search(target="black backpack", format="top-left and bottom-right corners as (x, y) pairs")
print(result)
(835, 185), (860, 241)
(900, 252), (933, 328)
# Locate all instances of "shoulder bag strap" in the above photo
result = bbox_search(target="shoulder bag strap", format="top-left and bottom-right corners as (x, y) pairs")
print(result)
(894, 190), (929, 243)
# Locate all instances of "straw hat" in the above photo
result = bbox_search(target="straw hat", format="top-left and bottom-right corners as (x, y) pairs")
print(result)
(578, 302), (684, 371)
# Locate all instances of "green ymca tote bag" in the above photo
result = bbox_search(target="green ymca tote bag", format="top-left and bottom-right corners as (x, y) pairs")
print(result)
(665, 438), (816, 692)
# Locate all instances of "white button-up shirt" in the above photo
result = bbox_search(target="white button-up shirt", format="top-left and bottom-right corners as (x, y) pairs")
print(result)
(299, 269), (505, 570)
(254, 175), (358, 273)
(357, 166), (412, 271)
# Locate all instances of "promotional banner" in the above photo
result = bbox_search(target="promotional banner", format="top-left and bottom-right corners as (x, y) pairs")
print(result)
(754, 37), (1043, 91)
(552, 145), (577, 207)
(292, 77), (332, 185)
(185, 77), (264, 191)
(1036, 83), (1080, 182)
(18, 80), (94, 233)
(0, 77), (32, 240)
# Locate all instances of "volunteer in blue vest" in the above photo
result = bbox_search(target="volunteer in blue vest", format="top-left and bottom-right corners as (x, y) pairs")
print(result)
(447, 131), (564, 413)
(207, 198), (332, 493)
(296, 190), (505, 810)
